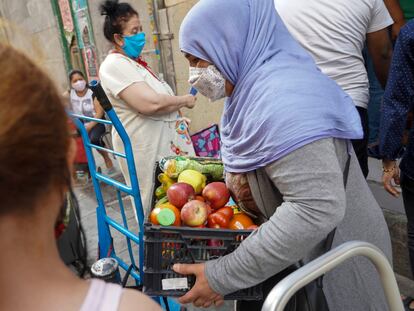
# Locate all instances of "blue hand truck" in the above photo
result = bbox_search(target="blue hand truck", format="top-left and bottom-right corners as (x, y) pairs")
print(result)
(69, 80), (180, 310)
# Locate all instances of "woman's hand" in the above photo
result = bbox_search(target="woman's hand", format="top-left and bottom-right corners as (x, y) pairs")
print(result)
(120, 82), (197, 115)
(382, 160), (401, 197)
(182, 94), (197, 109)
(173, 263), (224, 308)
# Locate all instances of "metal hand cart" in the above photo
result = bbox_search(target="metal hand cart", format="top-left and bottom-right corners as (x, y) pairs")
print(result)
(261, 241), (404, 311)
(70, 81), (175, 309)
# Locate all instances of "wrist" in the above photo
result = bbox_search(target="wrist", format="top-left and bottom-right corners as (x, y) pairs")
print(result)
(181, 95), (191, 108)
(394, 18), (406, 25)
(382, 159), (397, 173)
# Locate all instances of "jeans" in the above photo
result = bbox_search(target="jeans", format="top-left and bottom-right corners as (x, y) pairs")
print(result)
(88, 123), (106, 147)
(402, 172), (414, 277)
(352, 107), (369, 178)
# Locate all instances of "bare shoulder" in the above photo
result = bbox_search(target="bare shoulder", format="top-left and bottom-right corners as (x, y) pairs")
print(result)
(118, 288), (162, 311)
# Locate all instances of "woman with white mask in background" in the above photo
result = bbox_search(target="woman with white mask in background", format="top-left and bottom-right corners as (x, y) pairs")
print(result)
(68, 70), (115, 174)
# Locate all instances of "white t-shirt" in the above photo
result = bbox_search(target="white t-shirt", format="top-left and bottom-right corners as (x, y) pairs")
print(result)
(99, 53), (195, 217)
(70, 88), (95, 119)
(275, 0), (393, 109)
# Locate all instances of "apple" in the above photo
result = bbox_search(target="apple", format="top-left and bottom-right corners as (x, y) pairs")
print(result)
(167, 182), (195, 209)
(181, 200), (209, 227)
(202, 182), (230, 209)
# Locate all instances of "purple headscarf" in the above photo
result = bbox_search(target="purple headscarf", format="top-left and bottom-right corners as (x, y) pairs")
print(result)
(180, 0), (362, 172)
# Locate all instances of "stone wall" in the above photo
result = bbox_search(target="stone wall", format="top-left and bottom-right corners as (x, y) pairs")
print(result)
(0, 0), (161, 92)
(164, 0), (224, 132)
(89, 0), (160, 72)
(0, 0), (68, 91)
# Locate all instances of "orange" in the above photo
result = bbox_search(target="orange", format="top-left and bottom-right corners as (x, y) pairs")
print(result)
(157, 203), (181, 227)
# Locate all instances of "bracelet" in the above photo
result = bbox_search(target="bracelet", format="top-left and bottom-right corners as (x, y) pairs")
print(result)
(383, 165), (396, 173)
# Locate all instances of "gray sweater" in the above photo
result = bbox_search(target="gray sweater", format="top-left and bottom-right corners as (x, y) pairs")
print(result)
(205, 138), (392, 311)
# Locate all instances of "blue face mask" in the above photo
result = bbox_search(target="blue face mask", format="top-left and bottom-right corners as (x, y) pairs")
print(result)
(122, 32), (146, 59)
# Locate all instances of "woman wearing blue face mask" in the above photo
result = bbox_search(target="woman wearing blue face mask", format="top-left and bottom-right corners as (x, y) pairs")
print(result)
(99, 0), (196, 217)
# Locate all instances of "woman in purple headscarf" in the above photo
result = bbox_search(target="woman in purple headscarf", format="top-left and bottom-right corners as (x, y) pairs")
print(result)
(173, 0), (393, 310)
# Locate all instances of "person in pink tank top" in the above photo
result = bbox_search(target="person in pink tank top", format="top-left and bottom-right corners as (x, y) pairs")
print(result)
(0, 43), (160, 311)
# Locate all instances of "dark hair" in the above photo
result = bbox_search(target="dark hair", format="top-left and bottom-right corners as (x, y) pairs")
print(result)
(100, 0), (138, 42)
(68, 69), (86, 83)
(0, 44), (70, 213)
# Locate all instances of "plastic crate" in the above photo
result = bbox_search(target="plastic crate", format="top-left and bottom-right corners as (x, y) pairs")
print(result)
(143, 224), (262, 300)
(143, 159), (262, 300)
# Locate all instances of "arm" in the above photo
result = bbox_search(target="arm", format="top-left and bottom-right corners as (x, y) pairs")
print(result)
(119, 81), (196, 116)
(62, 90), (71, 109)
(379, 25), (414, 196)
(383, 0), (406, 40)
(366, 28), (393, 88)
(85, 98), (105, 132)
(203, 139), (346, 295)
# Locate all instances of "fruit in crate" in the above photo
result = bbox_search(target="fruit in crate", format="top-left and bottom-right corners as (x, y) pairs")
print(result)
(150, 203), (181, 226)
(155, 196), (168, 207)
(158, 173), (176, 191)
(202, 182), (230, 209)
(163, 157), (224, 180)
(228, 213), (255, 230)
(167, 182), (195, 209)
(181, 200), (209, 226)
(207, 206), (234, 229)
(155, 186), (166, 199)
(177, 170), (206, 194)
(195, 195), (205, 202)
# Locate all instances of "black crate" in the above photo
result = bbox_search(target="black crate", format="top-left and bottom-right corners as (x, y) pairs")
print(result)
(143, 159), (262, 300)
(143, 224), (262, 300)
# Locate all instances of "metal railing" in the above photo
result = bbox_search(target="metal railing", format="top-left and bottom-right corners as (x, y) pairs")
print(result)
(261, 241), (403, 311)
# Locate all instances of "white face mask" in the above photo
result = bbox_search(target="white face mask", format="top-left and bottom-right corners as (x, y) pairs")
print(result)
(188, 65), (226, 102)
(72, 80), (87, 92)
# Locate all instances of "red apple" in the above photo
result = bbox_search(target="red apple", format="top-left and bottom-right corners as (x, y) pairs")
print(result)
(167, 182), (195, 209)
(202, 182), (230, 209)
(181, 200), (209, 227)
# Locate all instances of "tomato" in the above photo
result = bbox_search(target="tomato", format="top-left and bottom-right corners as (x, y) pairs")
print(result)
(217, 206), (234, 219)
(207, 212), (229, 228)
(207, 206), (234, 229)
(228, 213), (254, 230)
